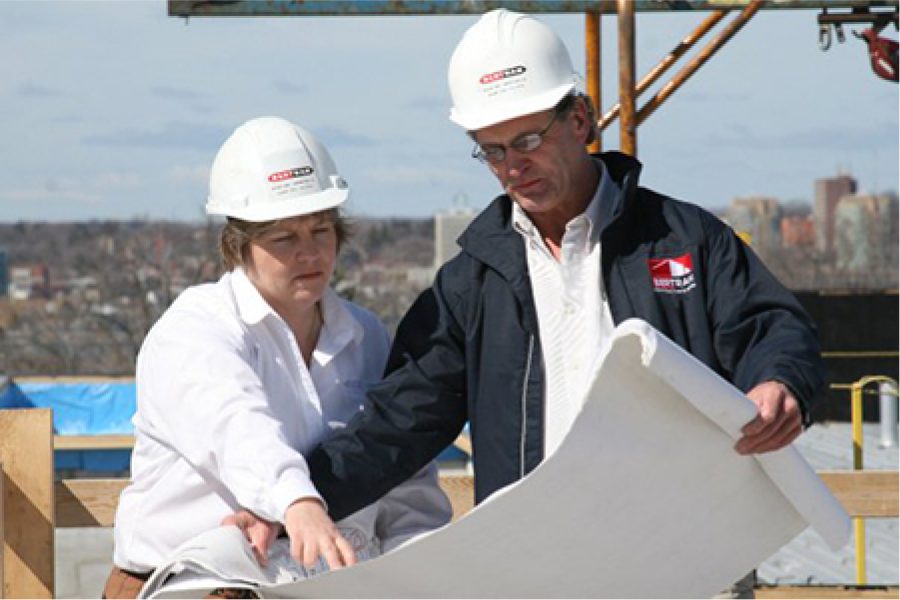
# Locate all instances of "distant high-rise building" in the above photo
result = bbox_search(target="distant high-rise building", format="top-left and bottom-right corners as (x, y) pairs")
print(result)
(781, 215), (815, 247)
(834, 192), (899, 272)
(434, 196), (477, 268)
(725, 196), (783, 251)
(814, 174), (857, 255)
(0, 248), (8, 297)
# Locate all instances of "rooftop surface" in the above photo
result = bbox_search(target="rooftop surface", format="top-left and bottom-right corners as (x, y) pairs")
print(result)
(758, 421), (899, 585)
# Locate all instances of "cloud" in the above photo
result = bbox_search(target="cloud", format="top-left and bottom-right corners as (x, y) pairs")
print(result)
(363, 165), (464, 186)
(314, 126), (377, 148)
(168, 165), (209, 184)
(706, 123), (899, 151)
(678, 91), (748, 104)
(82, 121), (229, 150)
(17, 83), (63, 98)
(151, 85), (204, 100)
(405, 96), (445, 111)
(273, 80), (308, 95)
(95, 172), (142, 188)
(0, 185), (101, 204)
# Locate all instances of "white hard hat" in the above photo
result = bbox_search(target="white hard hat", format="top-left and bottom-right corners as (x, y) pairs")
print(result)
(206, 116), (349, 222)
(448, 9), (580, 131)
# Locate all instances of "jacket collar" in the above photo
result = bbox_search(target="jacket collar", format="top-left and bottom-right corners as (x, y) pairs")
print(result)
(458, 151), (643, 277)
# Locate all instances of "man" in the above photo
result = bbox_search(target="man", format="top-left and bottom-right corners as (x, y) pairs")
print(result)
(242, 9), (824, 597)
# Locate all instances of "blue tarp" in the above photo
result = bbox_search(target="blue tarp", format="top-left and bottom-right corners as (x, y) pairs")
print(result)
(0, 379), (468, 472)
(0, 379), (136, 472)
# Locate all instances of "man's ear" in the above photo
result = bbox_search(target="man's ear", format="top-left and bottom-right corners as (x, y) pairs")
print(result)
(575, 95), (598, 146)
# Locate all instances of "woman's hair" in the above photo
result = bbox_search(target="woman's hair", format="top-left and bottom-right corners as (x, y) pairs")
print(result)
(218, 208), (351, 271)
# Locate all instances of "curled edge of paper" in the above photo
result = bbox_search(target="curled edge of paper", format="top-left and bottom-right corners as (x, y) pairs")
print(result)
(613, 318), (852, 551)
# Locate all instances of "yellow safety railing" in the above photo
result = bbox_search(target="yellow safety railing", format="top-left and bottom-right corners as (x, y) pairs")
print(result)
(831, 375), (899, 586)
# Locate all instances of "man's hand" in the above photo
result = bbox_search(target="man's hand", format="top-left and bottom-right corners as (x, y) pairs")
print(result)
(284, 498), (357, 571)
(735, 380), (803, 455)
(222, 510), (281, 567)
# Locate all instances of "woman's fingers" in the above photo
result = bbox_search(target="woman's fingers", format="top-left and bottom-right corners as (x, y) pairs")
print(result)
(285, 498), (358, 570)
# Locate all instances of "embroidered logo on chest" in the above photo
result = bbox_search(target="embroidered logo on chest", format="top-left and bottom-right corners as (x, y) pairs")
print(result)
(648, 254), (696, 294)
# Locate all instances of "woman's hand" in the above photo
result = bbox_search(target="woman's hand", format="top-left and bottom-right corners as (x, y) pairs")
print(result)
(222, 510), (281, 567)
(284, 498), (357, 570)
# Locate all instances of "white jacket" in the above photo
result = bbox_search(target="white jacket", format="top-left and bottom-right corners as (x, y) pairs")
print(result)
(114, 268), (451, 572)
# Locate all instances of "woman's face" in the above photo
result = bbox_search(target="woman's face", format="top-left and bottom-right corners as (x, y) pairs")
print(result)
(244, 213), (338, 317)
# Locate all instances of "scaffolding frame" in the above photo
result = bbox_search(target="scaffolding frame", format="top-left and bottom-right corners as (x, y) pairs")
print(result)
(167, 0), (897, 156)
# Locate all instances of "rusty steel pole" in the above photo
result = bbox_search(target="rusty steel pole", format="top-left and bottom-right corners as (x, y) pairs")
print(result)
(617, 0), (636, 156)
(585, 10), (602, 153)
(598, 9), (728, 131)
(637, 0), (763, 125)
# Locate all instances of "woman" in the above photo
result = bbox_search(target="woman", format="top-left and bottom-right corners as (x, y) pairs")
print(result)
(104, 117), (451, 598)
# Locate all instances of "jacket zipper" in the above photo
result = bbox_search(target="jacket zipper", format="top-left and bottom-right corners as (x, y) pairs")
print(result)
(520, 334), (534, 478)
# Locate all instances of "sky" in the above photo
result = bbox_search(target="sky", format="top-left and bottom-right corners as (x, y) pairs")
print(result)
(0, 1), (897, 222)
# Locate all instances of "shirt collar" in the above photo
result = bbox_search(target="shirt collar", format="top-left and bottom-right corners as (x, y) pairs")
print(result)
(231, 267), (273, 326)
(230, 267), (364, 361)
(511, 158), (618, 245)
(316, 287), (365, 363)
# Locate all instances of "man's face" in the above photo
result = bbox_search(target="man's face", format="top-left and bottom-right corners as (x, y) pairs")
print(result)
(471, 101), (589, 219)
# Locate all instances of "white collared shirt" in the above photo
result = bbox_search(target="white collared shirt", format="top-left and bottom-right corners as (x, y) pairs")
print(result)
(513, 159), (619, 457)
(114, 268), (451, 571)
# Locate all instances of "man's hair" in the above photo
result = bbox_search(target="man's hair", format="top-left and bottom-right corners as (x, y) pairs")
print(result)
(218, 208), (352, 271)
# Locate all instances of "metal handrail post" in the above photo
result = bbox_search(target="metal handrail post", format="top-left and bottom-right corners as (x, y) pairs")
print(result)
(585, 10), (602, 153)
(598, 9), (728, 131)
(841, 374), (898, 585)
(617, 0), (637, 156)
(636, 0), (762, 126)
(850, 380), (866, 584)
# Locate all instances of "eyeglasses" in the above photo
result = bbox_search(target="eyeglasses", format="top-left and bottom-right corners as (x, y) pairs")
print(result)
(471, 110), (562, 165)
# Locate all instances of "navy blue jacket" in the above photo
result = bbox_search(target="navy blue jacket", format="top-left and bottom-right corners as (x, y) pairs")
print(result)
(308, 152), (824, 520)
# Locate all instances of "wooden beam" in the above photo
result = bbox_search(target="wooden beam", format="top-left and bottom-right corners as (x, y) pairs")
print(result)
(55, 479), (129, 528)
(53, 435), (134, 451)
(818, 470), (899, 518)
(452, 432), (472, 457)
(0, 462), (5, 598)
(756, 584), (900, 598)
(438, 473), (474, 522)
(0, 409), (55, 599)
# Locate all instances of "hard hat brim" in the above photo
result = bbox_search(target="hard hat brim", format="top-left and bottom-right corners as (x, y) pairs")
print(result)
(449, 81), (575, 131)
(205, 187), (348, 222)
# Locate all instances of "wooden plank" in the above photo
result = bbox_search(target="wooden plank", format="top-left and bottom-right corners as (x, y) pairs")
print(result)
(438, 473), (474, 522)
(53, 435), (134, 451)
(756, 584), (900, 598)
(55, 479), (129, 528)
(0, 409), (55, 599)
(14, 376), (134, 384)
(452, 433), (472, 457)
(0, 462), (4, 599)
(819, 470), (899, 518)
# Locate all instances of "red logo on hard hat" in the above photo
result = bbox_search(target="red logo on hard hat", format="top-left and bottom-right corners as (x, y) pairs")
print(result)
(479, 65), (527, 85)
(268, 166), (314, 183)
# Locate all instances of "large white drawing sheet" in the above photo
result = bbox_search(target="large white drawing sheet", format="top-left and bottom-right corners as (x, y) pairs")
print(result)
(149, 318), (850, 599)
